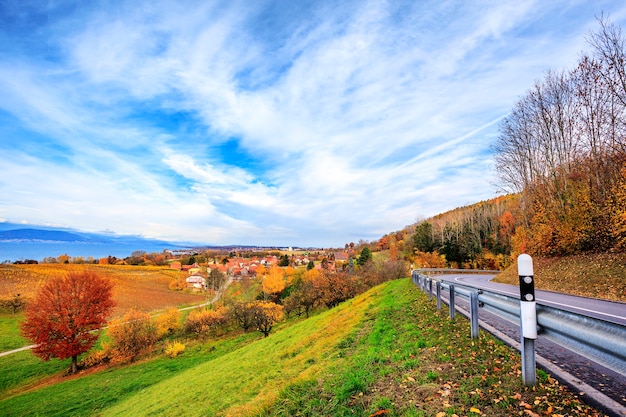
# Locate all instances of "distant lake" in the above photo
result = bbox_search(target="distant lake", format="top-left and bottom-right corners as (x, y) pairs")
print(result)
(0, 241), (181, 262)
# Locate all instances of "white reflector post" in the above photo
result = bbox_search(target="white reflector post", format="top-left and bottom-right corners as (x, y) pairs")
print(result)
(518, 254), (533, 277)
(517, 253), (537, 386)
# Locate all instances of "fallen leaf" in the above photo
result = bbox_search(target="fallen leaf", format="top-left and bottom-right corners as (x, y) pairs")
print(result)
(469, 406), (482, 414)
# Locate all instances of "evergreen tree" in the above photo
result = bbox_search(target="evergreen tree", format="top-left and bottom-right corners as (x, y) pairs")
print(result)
(357, 247), (372, 266)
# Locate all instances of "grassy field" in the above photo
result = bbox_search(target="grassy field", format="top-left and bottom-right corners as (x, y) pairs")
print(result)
(495, 252), (626, 302)
(0, 278), (603, 417)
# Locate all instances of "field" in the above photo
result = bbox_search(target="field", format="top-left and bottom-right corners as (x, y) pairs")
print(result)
(0, 263), (207, 317)
(0, 278), (603, 416)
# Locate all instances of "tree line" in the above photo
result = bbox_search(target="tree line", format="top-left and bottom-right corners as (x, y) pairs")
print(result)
(493, 16), (626, 256)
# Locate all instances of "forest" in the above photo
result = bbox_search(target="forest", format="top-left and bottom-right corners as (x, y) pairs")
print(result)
(384, 18), (626, 269)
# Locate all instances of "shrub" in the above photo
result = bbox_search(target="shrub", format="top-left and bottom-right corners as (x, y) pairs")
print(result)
(164, 341), (185, 358)
(184, 307), (228, 336)
(156, 307), (182, 339)
(78, 342), (113, 368)
(108, 308), (158, 363)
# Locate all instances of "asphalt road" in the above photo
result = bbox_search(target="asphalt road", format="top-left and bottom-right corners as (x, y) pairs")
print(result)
(439, 274), (626, 326)
(432, 273), (626, 416)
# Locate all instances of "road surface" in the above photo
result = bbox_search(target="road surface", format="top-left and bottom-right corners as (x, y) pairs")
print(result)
(439, 273), (626, 325)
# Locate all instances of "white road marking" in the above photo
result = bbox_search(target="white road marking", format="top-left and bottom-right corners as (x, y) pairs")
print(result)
(449, 275), (625, 322)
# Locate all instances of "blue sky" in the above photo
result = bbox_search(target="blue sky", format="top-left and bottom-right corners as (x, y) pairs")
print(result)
(1, 0), (625, 248)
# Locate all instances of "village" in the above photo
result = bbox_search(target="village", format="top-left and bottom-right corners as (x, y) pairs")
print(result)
(171, 250), (354, 290)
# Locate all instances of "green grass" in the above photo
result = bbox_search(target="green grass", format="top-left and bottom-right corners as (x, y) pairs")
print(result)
(0, 313), (27, 351)
(0, 333), (260, 416)
(0, 350), (68, 397)
(0, 284), (378, 416)
(260, 279), (602, 417)
(0, 279), (604, 417)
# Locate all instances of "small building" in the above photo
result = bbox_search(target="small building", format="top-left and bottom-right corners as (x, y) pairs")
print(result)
(186, 274), (206, 289)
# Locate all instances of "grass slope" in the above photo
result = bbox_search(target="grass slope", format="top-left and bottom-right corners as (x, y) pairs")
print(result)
(0, 279), (604, 416)
(495, 253), (626, 302)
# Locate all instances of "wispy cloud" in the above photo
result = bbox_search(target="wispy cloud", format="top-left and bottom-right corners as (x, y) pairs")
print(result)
(0, 0), (624, 246)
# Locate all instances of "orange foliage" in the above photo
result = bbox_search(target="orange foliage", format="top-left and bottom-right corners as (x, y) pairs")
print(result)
(21, 270), (115, 373)
(108, 308), (157, 363)
(250, 301), (284, 337)
(412, 251), (446, 268)
(262, 265), (285, 296)
(184, 307), (228, 336)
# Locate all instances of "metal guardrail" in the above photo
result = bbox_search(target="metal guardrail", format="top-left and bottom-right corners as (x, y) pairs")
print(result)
(412, 268), (502, 275)
(411, 270), (626, 376)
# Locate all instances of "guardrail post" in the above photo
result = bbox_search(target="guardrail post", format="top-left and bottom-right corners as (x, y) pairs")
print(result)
(470, 291), (479, 339)
(436, 281), (441, 310)
(449, 284), (455, 320)
(518, 254), (537, 386)
(428, 279), (433, 301)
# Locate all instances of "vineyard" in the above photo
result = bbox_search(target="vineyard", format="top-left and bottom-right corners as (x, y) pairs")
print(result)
(0, 264), (206, 317)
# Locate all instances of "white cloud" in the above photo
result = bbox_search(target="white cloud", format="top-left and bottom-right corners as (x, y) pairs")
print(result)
(1, 0), (625, 247)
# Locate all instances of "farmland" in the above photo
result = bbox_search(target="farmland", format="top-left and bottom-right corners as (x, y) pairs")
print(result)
(0, 263), (207, 317)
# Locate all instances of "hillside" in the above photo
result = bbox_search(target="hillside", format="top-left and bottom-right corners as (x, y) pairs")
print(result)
(0, 264), (206, 319)
(495, 253), (626, 302)
(0, 229), (94, 242)
(0, 279), (603, 416)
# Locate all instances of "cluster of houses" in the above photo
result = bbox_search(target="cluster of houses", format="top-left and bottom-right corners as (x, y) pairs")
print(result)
(170, 252), (352, 290)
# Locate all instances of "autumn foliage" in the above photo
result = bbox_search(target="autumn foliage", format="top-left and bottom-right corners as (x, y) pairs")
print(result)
(108, 308), (158, 363)
(184, 307), (228, 336)
(155, 307), (182, 338)
(21, 270), (115, 373)
(494, 17), (626, 256)
(395, 19), (626, 269)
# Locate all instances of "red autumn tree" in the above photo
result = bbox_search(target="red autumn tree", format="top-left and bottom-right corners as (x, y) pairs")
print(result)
(21, 270), (115, 373)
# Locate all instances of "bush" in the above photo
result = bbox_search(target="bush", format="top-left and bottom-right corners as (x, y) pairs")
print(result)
(0, 293), (26, 314)
(108, 308), (158, 363)
(184, 307), (228, 336)
(164, 341), (185, 358)
(156, 308), (182, 339)
(78, 342), (113, 368)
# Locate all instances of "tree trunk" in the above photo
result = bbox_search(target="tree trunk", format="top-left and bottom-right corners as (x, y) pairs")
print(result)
(71, 355), (78, 374)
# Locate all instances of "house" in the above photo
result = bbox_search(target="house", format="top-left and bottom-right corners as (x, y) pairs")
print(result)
(182, 262), (201, 274)
(186, 274), (206, 289)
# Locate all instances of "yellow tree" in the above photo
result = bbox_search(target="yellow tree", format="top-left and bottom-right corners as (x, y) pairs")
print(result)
(251, 301), (284, 337)
(262, 265), (285, 301)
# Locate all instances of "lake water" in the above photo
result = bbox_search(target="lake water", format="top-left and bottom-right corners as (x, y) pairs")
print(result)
(0, 241), (181, 262)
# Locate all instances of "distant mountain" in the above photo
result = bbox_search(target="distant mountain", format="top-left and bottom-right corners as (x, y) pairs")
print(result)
(0, 228), (98, 243)
(0, 223), (181, 247)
